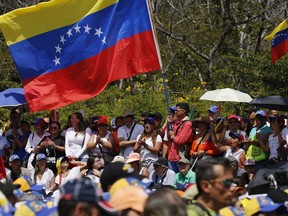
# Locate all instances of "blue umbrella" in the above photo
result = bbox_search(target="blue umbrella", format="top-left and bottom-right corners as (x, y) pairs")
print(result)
(0, 88), (26, 108)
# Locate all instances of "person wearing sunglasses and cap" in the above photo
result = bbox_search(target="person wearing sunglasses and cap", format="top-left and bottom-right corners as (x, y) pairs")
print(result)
(187, 157), (234, 216)
(134, 117), (162, 173)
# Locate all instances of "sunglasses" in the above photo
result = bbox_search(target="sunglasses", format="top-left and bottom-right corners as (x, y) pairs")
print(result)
(228, 121), (238, 124)
(211, 178), (234, 189)
(50, 126), (59, 130)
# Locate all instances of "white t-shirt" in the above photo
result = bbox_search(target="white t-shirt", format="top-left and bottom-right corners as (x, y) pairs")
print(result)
(136, 134), (162, 160)
(90, 131), (112, 154)
(25, 131), (51, 154)
(268, 133), (280, 159)
(225, 130), (247, 140)
(31, 168), (54, 190)
(117, 123), (144, 158)
(225, 148), (244, 162)
(65, 127), (90, 159)
(281, 127), (288, 147)
(149, 169), (175, 187)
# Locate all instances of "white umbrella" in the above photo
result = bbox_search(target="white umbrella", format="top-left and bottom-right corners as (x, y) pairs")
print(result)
(199, 88), (252, 103)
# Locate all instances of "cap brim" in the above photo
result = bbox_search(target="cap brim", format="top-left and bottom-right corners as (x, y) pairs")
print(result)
(97, 200), (119, 215)
(126, 158), (140, 164)
(260, 203), (284, 213)
(153, 162), (167, 166)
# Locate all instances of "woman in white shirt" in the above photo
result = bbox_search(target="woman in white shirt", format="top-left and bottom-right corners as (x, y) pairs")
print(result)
(267, 115), (287, 164)
(65, 112), (90, 161)
(25, 118), (50, 173)
(31, 153), (55, 193)
(134, 117), (162, 173)
(87, 116), (115, 163)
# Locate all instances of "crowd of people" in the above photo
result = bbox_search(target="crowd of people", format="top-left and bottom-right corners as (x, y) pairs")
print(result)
(0, 103), (287, 216)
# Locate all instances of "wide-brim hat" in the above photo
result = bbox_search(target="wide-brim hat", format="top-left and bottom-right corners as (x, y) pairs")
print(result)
(121, 110), (134, 118)
(193, 116), (211, 128)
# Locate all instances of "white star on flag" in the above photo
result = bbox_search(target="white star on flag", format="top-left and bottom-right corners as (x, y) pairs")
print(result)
(95, 27), (103, 37)
(84, 24), (91, 33)
(53, 56), (61, 65)
(66, 28), (73, 37)
(102, 36), (107, 44)
(55, 44), (62, 54)
(60, 35), (66, 44)
(74, 24), (81, 33)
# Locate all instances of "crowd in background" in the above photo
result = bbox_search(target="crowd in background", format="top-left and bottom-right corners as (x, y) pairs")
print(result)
(0, 103), (287, 216)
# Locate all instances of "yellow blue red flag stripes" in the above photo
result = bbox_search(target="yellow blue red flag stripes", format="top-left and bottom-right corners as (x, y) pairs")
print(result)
(0, 0), (162, 112)
(265, 19), (288, 64)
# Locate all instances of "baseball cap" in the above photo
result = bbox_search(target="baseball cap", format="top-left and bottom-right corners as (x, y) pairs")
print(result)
(244, 159), (256, 166)
(121, 110), (134, 118)
(109, 185), (148, 213)
(209, 105), (220, 114)
(267, 189), (288, 203)
(14, 200), (57, 216)
(13, 176), (45, 194)
(32, 118), (47, 126)
(0, 190), (15, 215)
(255, 110), (267, 117)
(109, 177), (151, 197)
(100, 162), (141, 192)
(229, 132), (244, 141)
(91, 116), (98, 123)
(228, 114), (239, 121)
(111, 118), (116, 129)
(243, 196), (286, 216)
(178, 157), (190, 164)
(9, 154), (20, 162)
(36, 153), (47, 161)
(153, 157), (168, 167)
(60, 178), (117, 214)
(143, 117), (154, 125)
(97, 115), (109, 125)
(56, 156), (69, 174)
(111, 155), (125, 163)
(126, 152), (141, 164)
(219, 206), (245, 216)
(170, 105), (177, 112)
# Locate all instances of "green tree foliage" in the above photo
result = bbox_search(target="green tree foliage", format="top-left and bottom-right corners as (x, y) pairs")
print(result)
(0, 0), (287, 126)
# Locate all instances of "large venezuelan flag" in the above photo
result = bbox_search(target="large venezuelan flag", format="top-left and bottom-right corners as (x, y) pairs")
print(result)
(265, 19), (288, 64)
(0, 0), (162, 112)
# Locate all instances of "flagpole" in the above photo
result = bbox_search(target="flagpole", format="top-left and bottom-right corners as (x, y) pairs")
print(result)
(161, 69), (170, 114)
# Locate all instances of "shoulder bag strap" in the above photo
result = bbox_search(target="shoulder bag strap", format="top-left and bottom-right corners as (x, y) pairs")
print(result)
(195, 131), (209, 152)
(192, 202), (212, 216)
(127, 123), (136, 141)
(175, 120), (188, 136)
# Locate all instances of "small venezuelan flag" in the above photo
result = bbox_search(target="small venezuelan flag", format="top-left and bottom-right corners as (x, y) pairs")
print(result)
(265, 19), (288, 64)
